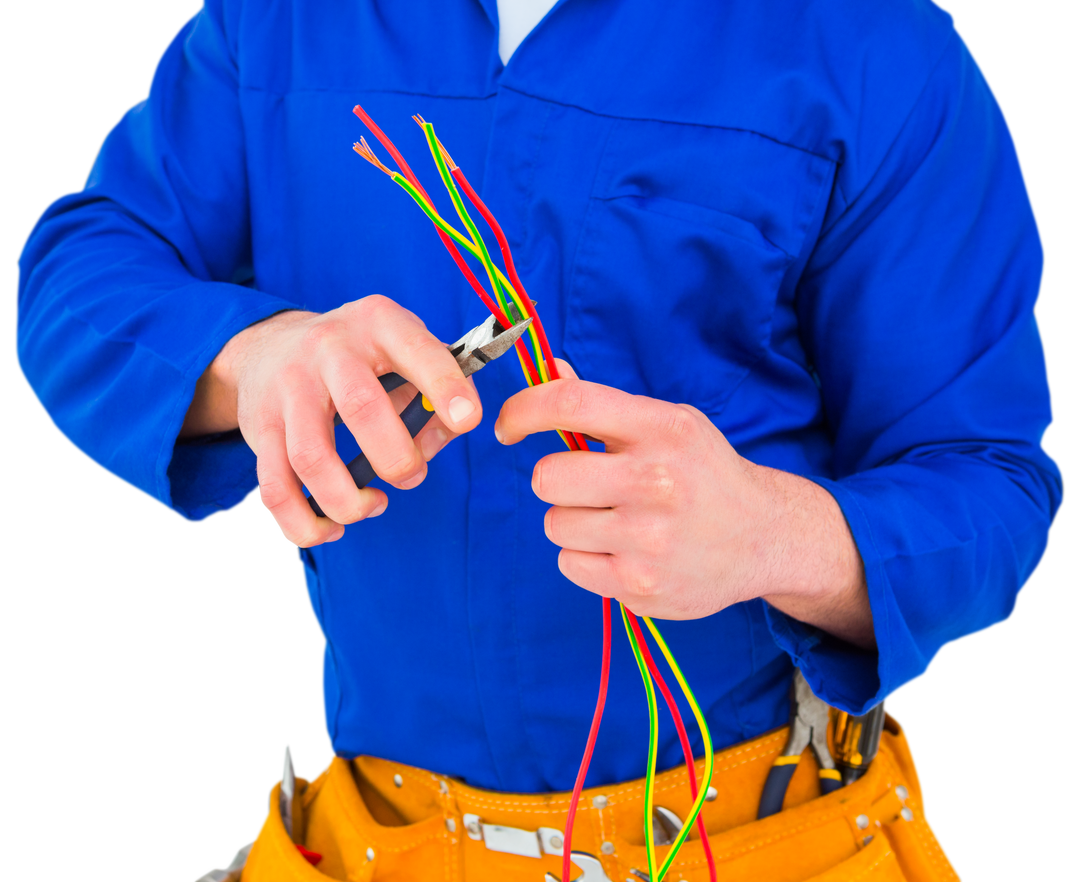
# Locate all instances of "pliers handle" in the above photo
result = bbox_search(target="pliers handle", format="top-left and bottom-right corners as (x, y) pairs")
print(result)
(757, 670), (842, 819)
(307, 373), (430, 517)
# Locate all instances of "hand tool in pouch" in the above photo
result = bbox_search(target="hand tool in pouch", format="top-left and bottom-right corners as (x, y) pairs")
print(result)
(831, 701), (886, 785)
(307, 313), (533, 516)
(757, 669), (842, 819)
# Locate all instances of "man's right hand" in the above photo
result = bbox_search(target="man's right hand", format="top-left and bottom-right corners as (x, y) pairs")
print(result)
(180, 296), (483, 546)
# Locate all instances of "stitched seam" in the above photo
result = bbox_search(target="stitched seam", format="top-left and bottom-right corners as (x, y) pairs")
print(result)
(595, 193), (795, 259)
(347, 764), (444, 855)
(500, 85), (834, 162)
(446, 733), (786, 812)
(676, 751), (904, 865)
(851, 848), (896, 881)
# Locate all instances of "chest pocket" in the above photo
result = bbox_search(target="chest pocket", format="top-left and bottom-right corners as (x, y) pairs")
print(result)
(563, 118), (833, 415)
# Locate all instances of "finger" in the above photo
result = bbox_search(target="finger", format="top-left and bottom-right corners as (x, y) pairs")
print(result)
(494, 378), (657, 449)
(366, 303), (483, 434)
(544, 506), (623, 554)
(532, 451), (630, 507)
(283, 395), (390, 521)
(256, 424), (345, 547)
(557, 549), (623, 598)
(558, 550), (665, 616)
(553, 357), (578, 380)
(387, 381), (461, 463)
(552, 360), (603, 445)
(323, 355), (428, 489)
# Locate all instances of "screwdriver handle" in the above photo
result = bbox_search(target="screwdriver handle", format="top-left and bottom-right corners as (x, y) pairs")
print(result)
(308, 383), (433, 518)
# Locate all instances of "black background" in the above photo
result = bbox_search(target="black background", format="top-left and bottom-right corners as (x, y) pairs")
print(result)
(8, 3), (1062, 876)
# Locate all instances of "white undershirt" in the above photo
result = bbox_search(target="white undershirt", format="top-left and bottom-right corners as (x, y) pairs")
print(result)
(496, 0), (560, 64)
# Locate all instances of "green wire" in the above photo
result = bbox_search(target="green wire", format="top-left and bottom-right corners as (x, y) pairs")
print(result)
(644, 616), (716, 881)
(621, 603), (660, 881)
(419, 123), (550, 382)
(421, 122), (508, 313)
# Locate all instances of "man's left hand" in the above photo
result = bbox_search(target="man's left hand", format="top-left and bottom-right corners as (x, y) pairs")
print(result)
(494, 362), (874, 649)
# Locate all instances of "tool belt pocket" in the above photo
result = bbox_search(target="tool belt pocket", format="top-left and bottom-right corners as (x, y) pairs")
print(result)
(580, 718), (952, 882)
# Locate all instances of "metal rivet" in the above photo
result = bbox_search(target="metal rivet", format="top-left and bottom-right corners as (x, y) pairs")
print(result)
(863, 835), (874, 846)
(393, 773), (403, 788)
(704, 786), (718, 802)
(855, 814), (870, 830)
(439, 780), (449, 794)
(445, 818), (457, 833)
(365, 847), (375, 861)
(600, 841), (615, 855)
(549, 834), (564, 850)
(900, 807), (914, 822)
(895, 785), (908, 801)
(592, 795), (609, 809)
(467, 821), (482, 837)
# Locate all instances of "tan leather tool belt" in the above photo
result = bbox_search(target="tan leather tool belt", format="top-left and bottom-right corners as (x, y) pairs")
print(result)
(237, 717), (956, 881)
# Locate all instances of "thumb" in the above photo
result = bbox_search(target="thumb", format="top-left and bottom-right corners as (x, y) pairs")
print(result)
(552, 357), (579, 381)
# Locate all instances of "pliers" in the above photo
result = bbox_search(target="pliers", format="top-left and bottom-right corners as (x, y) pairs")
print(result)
(308, 313), (532, 516)
(756, 669), (842, 819)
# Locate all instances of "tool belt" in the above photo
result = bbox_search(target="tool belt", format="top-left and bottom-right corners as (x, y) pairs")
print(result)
(226, 715), (956, 882)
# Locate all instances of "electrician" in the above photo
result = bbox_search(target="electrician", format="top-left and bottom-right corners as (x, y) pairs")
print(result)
(17, 1), (1059, 879)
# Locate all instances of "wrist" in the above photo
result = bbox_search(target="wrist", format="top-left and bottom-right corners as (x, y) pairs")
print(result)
(180, 309), (310, 438)
(748, 465), (873, 648)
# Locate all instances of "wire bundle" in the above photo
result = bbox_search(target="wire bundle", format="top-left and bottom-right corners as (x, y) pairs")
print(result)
(351, 105), (717, 882)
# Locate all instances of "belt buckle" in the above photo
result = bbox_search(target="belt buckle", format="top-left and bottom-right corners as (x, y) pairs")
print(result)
(460, 813), (614, 881)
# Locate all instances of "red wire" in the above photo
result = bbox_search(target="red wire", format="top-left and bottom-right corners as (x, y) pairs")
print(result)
(351, 110), (612, 877)
(450, 166), (590, 453)
(352, 105), (540, 387)
(626, 613), (717, 882)
(562, 596), (611, 882)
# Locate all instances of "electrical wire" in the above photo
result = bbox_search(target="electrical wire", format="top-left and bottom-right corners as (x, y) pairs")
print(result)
(415, 118), (552, 402)
(415, 118), (546, 376)
(626, 614), (717, 882)
(427, 129), (590, 453)
(644, 615), (716, 881)
(353, 139), (542, 389)
(351, 108), (543, 389)
(348, 109), (717, 882)
(561, 595), (612, 882)
(621, 604), (661, 881)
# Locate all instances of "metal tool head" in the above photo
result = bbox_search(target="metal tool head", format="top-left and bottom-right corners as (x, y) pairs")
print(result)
(449, 314), (533, 378)
(789, 670), (836, 770)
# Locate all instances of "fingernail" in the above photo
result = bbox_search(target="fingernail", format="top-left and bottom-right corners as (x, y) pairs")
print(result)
(494, 423), (506, 444)
(369, 500), (388, 518)
(421, 427), (448, 461)
(400, 469), (426, 490)
(448, 395), (475, 425)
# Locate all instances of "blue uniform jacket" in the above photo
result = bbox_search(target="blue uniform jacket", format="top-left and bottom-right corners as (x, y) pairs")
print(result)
(18, 0), (1061, 792)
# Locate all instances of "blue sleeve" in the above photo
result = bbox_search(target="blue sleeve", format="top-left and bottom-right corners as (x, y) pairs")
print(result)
(764, 33), (1062, 713)
(17, 1), (298, 520)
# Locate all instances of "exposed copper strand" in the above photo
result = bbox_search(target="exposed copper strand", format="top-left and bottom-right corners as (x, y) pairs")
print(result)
(353, 137), (394, 176)
(412, 114), (457, 169)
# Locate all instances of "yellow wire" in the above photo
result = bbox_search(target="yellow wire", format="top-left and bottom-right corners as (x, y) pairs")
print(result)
(419, 123), (551, 385)
(643, 616), (716, 880)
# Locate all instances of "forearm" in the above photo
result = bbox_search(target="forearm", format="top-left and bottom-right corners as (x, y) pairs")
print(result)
(751, 465), (873, 650)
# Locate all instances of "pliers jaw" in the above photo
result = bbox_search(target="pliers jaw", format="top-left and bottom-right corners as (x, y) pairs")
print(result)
(449, 314), (533, 379)
(789, 671), (839, 775)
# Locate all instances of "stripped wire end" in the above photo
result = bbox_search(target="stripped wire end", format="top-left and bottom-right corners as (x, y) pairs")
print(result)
(353, 138), (394, 176)
(412, 114), (458, 170)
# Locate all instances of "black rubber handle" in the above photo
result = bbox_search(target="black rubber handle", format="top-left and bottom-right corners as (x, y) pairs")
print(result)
(818, 771), (843, 796)
(757, 760), (799, 819)
(308, 382), (433, 518)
